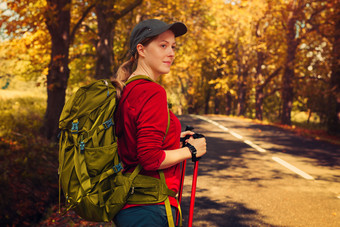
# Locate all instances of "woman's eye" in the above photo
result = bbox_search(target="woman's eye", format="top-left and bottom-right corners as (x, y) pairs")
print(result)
(172, 46), (176, 50)
(161, 44), (166, 48)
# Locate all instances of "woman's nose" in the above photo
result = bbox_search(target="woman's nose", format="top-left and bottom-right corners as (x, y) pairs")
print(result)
(168, 47), (175, 57)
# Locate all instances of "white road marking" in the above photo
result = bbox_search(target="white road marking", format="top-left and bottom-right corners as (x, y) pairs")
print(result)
(194, 115), (243, 138)
(272, 157), (314, 180)
(192, 115), (314, 180)
(194, 115), (229, 132)
(244, 140), (267, 153)
(229, 131), (243, 139)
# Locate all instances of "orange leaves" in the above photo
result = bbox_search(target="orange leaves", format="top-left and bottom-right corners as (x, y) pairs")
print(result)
(39, 205), (112, 227)
(47, 83), (55, 91)
(0, 136), (18, 147)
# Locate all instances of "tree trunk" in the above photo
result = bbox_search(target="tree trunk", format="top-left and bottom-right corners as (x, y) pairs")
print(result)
(237, 72), (247, 116)
(95, 0), (143, 79)
(235, 42), (248, 117)
(327, 6), (340, 134)
(255, 86), (264, 120)
(42, 0), (71, 140)
(204, 86), (211, 114)
(281, 61), (295, 125)
(95, 1), (115, 79)
(214, 95), (220, 114)
(225, 91), (232, 115)
(281, 5), (298, 125)
(255, 51), (265, 120)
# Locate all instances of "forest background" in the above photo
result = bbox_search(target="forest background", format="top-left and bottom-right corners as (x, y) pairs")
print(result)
(0, 0), (339, 226)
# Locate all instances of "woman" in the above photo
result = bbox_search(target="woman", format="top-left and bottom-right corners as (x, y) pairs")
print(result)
(114, 19), (207, 227)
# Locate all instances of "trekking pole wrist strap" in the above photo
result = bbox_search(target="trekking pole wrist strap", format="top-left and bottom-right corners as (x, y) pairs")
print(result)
(186, 143), (200, 162)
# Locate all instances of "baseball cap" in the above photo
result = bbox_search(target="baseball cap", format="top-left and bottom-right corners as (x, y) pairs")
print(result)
(129, 19), (187, 56)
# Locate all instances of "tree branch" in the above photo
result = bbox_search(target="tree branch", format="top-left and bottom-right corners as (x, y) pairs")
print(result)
(260, 66), (282, 90)
(82, 24), (97, 36)
(70, 3), (96, 45)
(299, 4), (328, 41)
(113, 0), (143, 20)
(265, 87), (281, 98)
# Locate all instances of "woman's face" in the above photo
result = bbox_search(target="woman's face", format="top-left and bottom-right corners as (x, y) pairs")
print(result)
(140, 30), (176, 77)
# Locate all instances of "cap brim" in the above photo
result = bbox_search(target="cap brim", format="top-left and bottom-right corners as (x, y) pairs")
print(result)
(169, 22), (187, 37)
(146, 22), (187, 38)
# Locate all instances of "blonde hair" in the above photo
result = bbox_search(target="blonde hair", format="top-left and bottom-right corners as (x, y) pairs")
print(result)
(116, 56), (136, 83)
(112, 56), (136, 99)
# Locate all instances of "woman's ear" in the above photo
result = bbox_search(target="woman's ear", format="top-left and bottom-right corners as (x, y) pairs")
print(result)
(136, 44), (145, 57)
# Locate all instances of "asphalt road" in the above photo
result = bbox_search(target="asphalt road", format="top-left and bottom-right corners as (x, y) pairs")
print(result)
(178, 115), (340, 227)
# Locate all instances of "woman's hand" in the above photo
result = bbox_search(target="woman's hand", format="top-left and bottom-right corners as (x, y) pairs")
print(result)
(159, 131), (207, 170)
(187, 136), (207, 158)
(180, 131), (194, 147)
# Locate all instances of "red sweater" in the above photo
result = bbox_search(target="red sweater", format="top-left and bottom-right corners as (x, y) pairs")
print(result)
(115, 79), (181, 208)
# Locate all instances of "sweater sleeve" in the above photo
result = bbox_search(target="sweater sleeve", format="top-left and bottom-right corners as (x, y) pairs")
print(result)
(135, 84), (168, 171)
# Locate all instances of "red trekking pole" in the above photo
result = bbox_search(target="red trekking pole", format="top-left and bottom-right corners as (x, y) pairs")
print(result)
(177, 126), (204, 227)
(178, 160), (187, 205)
(176, 159), (187, 226)
(188, 160), (199, 227)
(177, 125), (193, 226)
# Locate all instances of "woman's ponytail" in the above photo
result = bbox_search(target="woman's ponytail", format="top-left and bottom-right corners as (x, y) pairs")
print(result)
(111, 55), (136, 99)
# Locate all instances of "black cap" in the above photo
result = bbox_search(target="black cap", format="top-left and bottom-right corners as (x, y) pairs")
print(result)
(129, 19), (187, 56)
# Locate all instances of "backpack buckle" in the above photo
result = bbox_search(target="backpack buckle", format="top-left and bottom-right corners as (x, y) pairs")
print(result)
(113, 163), (123, 173)
(80, 141), (85, 152)
(71, 120), (79, 134)
(103, 119), (114, 130)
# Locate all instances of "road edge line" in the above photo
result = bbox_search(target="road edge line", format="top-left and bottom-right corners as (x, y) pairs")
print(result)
(191, 114), (315, 181)
(272, 157), (314, 180)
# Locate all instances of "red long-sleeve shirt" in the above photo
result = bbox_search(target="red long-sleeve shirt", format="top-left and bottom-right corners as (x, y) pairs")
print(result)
(115, 78), (181, 208)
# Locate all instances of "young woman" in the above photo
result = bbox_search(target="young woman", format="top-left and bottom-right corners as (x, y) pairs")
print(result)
(114, 19), (207, 227)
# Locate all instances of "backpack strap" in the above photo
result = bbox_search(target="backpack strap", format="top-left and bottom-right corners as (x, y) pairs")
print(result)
(125, 75), (154, 85)
(164, 108), (170, 141)
(124, 75), (176, 226)
(159, 170), (176, 227)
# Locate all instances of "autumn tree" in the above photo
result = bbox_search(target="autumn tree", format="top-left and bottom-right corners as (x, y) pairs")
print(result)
(42, 0), (95, 140)
(1, 0), (338, 133)
(317, 0), (340, 134)
(0, 1), (50, 82)
(94, 0), (143, 79)
(328, 3), (340, 134)
(278, 0), (328, 125)
(253, 1), (284, 120)
(42, 0), (72, 140)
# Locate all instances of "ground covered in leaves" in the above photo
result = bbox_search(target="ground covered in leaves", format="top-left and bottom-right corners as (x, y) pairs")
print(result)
(39, 205), (115, 227)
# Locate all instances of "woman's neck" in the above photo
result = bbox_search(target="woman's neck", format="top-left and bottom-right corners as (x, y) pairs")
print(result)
(132, 62), (159, 81)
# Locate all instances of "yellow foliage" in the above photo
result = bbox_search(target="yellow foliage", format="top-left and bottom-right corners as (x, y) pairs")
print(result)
(0, 0), (336, 117)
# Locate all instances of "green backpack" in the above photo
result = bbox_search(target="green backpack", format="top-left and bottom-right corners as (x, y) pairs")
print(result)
(58, 76), (180, 226)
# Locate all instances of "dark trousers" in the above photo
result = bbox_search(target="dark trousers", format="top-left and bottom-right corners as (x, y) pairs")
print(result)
(114, 205), (177, 227)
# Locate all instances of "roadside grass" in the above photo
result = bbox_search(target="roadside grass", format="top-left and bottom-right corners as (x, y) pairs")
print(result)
(0, 89), (59, 226)
(274, 123), (340, 146)
(282, 111), (339, 145)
